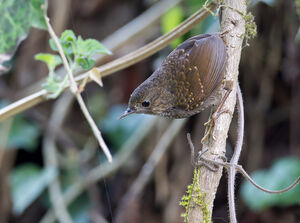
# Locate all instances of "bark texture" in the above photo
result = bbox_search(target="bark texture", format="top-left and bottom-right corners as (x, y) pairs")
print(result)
(187, 0), (246, 222)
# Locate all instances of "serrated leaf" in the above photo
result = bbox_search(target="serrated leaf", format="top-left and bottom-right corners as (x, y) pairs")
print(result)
(49, 38), (73, 56)
(35, 53), (62, 71)
(161, 6), (184, 48)
(60, 29), (76, 44)
(240, 157), (300, 211)
(76, 36), (112, 57)
(49, 30), (76, 56)
(10, 164), (57, 216)
(0, 0), (46, 60)
(76, 57), (95, 70)
(0, 115), (41, 151)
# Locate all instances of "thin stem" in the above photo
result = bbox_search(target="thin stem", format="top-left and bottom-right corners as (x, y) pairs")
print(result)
(42, 92), (74, 223)
(44, 14), (112, 163)
(198, 157), (300, 194)
(236, 166), (300, 194)
(115, 119), (187, 222)
(94, 1), (216, 76)
(44, 16), (77, 94)
(40, 116), (158, 223)
(228, 84), (244, 223)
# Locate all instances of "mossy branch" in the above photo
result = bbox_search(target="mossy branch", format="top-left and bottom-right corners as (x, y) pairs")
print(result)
(186, 0), (247, 222)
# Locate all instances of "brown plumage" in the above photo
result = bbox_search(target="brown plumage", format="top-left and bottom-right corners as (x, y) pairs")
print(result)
(120, 33), (227, 119)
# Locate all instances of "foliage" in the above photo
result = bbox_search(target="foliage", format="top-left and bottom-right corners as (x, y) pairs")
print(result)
(10, 164), (57, 215)
(35, 29), (111, 98)
(161, 6), (184, 48)
(241, 157), (300, 211)
(0, 101), (41, 151)
(0, 0), (46, 72)
(5, 116), (40, 151)
(161, 0), (219, 51)
(68, 194), (91, 223)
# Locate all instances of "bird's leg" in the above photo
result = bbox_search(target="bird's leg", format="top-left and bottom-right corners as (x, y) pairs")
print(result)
(201, 80), (233, 143)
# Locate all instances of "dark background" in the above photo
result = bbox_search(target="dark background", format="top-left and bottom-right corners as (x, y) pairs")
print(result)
(0, 0), (299, 222)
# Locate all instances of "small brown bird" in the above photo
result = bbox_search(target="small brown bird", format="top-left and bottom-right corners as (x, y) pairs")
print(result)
(120, 33), (227, 119)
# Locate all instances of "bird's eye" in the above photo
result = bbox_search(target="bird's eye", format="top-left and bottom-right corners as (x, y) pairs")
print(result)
(141, 100), (150, 107)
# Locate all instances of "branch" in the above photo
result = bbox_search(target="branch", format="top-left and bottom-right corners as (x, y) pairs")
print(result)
(0, 0), (216, 123)
(196, 156), (300, 194)
(187, 0), (246, 222)
(228, 84), (244, 223)
(40, 116), (158, 223)
(42, 92), (74, 223)
(115, 119), (187, 222)
(188, 84), (299, 222)
(44, 14), (112, 162)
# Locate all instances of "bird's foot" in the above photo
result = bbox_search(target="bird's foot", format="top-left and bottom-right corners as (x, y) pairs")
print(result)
(201, 109), (232, 143)
(187, 134), (227, 171)
(201, 81), (233, 143)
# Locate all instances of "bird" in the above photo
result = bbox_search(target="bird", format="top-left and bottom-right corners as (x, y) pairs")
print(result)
(120, 33), (228, 119)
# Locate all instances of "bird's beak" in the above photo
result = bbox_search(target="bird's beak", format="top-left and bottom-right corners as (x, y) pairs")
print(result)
(119, 108), (136, 119)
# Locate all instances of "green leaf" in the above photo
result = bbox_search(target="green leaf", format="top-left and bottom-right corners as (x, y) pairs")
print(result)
(10, 164), (57, 216)
(35, 53), (62, 72)
(76, 36), (112, 57)
(75, 57), (95, 70)
(240, 157), (300, 211)
(184, 0), (219, 37)
(49, 30), (76, 56)
(60, 30), (76, 44)
(161, 6), (184, 48)
(42, 75), (68, 99)
(0, 0), (46, 57)
(68, 193), (91, 223)
(49, 39), (73, 56)
(75, 36), (111, 70)
(49, 38), (58, 51)
(0, 115), (41, 151)
(30, 0), (47, 29)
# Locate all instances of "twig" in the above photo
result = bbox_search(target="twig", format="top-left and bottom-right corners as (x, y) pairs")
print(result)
(40, 116), (158, 223)
(187, 135), (300, 194)
(0, 1), (216, 123)
(44, 14), (112, 162)
(196, 156), (300, 194)
(228, 84), (244, 223)
(42, 92), (74, 223)
(115, 119), (187, 222)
